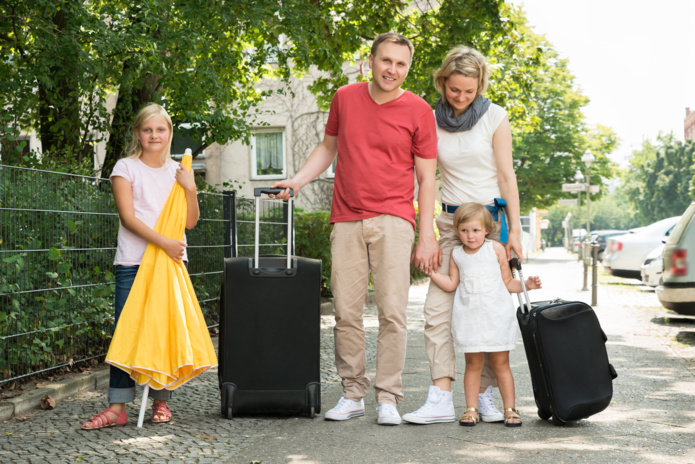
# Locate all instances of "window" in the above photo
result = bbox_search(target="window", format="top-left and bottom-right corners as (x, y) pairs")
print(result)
(251, 131), (286, 179)
(520, 215), (532, 233)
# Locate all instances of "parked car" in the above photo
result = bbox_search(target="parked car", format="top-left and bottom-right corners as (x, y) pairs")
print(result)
(590, 230), (628, 261)
(640, 244), (664, 287)
(603, 216), (681, 278)
(571, 229), (587, 253)
(657, 203), (695, 315)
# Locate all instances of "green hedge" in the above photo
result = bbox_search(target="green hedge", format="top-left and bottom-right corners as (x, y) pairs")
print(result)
(294, 210), (333, 297)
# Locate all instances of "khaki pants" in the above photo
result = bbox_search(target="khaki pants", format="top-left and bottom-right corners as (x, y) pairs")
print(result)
(331, 215), (414, 405)
(424, 211), (500, 387)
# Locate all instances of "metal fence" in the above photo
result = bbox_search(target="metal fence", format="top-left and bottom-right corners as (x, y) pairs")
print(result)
(0, 165), (242, 385)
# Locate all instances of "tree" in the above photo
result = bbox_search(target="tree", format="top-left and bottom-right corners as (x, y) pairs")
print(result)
(2, 0), (617, 215)
(622, 135), (695, 225)
(503, 10), (617, 212)
(0, 0), (115, 169)
(2, 0), (515, 177)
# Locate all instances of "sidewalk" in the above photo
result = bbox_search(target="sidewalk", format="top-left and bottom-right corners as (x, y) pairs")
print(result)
(1, 248), (694, 463)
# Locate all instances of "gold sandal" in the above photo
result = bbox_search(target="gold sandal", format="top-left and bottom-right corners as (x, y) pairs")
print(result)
(504, 408), (522, 428)
(459, 407), (480, 427)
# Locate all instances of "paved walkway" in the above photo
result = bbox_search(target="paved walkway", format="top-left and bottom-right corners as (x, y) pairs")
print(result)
(1, 248), (694, 463)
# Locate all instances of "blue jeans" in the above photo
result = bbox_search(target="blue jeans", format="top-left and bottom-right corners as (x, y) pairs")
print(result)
(108, 265), (171, 403)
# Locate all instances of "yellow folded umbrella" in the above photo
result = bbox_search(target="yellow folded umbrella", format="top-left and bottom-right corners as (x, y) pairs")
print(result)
(105, 152), (218, 392)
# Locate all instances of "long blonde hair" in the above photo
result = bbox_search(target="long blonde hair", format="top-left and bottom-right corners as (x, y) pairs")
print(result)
(126, 103), (174, 164)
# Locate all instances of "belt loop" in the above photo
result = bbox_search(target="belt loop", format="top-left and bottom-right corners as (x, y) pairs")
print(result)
(441, 203), (458, 214)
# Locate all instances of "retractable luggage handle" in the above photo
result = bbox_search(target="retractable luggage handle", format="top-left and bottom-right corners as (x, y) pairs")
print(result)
(509, 258), (532, 314)
(253, 188), (294, 270)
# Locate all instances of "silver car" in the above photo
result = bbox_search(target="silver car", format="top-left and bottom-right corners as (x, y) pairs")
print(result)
(657, 203), (695, 315)
(603, 217), (680, 279)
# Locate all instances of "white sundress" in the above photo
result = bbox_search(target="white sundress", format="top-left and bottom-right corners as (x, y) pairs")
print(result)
(451, 240), (517, 353)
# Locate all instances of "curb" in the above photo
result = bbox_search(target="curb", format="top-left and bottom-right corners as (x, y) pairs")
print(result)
(0, 337), (221, 422)
(0, 369), (111, 421)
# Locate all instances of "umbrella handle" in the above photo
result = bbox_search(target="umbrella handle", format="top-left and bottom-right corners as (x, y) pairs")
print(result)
(137, 384), (150, 428)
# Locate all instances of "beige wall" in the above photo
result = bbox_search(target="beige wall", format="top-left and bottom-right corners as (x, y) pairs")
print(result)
(210, 63), (362, 210)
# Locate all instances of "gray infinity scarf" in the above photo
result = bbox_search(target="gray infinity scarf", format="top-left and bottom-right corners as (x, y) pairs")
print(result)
(435, 95), (491, 133)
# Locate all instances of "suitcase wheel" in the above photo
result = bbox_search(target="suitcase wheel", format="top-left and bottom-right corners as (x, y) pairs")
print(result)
(310, 406), (315, 419)
(537, 408), (551, 421)
(552, 414), (567, 426)
(221, 383), (237, 420)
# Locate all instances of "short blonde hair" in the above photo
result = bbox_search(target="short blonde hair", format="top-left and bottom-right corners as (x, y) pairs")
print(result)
(453, 203), (497, 236)
(433, 46), (489, 96)
(371, 32), (414, 62)
(126, 103), (174, 164)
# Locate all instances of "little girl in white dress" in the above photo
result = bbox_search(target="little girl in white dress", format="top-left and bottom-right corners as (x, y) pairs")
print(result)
(426, 203), (541, 427)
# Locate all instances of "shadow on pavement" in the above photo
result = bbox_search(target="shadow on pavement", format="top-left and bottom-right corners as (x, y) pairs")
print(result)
(651, 316), (695, 327)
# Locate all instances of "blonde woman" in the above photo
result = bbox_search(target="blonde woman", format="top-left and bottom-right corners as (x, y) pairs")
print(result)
(403, 46), (523, 425)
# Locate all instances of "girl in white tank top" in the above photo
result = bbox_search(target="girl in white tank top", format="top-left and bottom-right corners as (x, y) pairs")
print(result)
(426, 203), (541, 428)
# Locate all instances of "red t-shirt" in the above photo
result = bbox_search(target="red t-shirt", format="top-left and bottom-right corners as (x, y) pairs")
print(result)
(325, 82), (437, 228)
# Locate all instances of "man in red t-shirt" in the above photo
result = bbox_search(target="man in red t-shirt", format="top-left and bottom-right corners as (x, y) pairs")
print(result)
(273, 32), (439, 426)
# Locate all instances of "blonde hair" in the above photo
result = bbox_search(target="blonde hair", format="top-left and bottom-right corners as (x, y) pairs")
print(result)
(433, 46), (490, 96)
(371, 32), (414, 62)
(453, 203), (497, 236)
(126, 103), (174, 164)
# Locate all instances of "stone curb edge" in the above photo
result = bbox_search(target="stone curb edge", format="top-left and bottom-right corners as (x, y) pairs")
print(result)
(0, 369), (111, 421)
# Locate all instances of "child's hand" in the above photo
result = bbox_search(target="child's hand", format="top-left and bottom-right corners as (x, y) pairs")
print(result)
(162, 237), (187, 263)
(176, 163), (196, 192)
(526, 276), (542, 290)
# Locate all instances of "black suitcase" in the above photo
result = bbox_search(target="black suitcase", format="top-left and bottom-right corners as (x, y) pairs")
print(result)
(511, 259), (617, 425)
(219, 188), (322, 419)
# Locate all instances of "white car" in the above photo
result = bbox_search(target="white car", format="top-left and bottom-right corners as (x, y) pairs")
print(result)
(657, 203), (695, 315)
(603, 217), (681, 278)
(640, 244), (664, 287)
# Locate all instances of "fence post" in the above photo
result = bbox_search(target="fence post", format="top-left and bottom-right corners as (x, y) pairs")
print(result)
(223, 190), (236, 258)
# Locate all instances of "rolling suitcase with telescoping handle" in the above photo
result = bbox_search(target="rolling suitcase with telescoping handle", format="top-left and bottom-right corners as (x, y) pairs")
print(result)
(510, 258), (617, 425)
(219, 188), (321, 419)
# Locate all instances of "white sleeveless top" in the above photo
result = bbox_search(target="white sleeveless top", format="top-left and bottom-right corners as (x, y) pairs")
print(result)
(450, 240), (517, 353)
(436, 103), (507, 206)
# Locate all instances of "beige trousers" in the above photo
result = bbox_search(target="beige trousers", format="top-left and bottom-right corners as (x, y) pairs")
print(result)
(330, 215), (415, 405)
(424, 211), (500, 387)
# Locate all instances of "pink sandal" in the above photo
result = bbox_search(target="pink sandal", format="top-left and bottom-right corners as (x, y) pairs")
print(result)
(152, 401), (172, 423)
(81, 408), (128, 430)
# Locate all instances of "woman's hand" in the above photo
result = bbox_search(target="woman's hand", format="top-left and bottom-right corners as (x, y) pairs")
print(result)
(505, 232), (523, 263)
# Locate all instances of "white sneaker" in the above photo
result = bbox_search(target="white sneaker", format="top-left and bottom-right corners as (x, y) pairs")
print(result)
(324, 396), (365, 421)
(376, 403), (402, 425)
(402, 386), (456, 424)
(478, 385), (504, 422)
